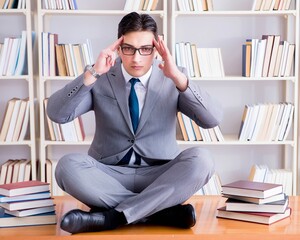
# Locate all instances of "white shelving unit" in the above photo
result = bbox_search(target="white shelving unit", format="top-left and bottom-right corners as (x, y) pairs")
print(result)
(37, 0), (168, 183)
(0, 0), (37, 180)
(171, 0), (299, 195)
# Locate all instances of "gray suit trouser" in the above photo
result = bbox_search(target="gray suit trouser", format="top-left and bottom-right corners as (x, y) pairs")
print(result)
(55, 147), (214, 224)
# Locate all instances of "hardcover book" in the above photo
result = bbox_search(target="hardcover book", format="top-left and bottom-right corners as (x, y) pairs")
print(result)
(217, 206), (291, 225)
(0, 181), (50, 197)
(221, 180), (283, 198)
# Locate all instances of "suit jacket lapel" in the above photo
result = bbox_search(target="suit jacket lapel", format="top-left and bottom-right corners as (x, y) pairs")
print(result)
(107, 62), (132, 132)
(136, 62), (165, 135)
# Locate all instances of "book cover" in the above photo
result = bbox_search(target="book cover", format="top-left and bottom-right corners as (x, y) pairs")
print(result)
(225, 195), (288, 213)
(0, 212), (56, 228)
(221, 180), (283, 198)
(0, 181), (50, 197)
(0, 198), (54, 211)
(217, 206), (291, 225)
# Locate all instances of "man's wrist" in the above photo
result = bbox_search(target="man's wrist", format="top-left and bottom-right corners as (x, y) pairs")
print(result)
(85, 65), (101, 79)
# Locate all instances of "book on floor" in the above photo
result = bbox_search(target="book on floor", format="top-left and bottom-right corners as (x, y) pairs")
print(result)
(0, 191), (51, 203)
(222, 192), (286, 205)
(221, 180), (283, 198)
(5, 205), (56, 217)
(0, 198), (54, 211)
(216, 206), (291, 225)
(0, 212), (56, 228)
(225, 195), (288, 213)
(0, 181), (50, 197)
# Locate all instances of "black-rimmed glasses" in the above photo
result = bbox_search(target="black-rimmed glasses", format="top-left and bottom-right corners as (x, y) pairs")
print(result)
(120, 46), (154, 56)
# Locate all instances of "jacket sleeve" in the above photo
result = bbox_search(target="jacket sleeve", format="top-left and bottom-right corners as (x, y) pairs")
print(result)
(47, 73), (95, 124)
(177, 71), (223, 129)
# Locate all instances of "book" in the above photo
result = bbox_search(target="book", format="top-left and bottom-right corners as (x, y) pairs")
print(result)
(0, 212), (56, 227)
(0, 198), (54, 211)
(0, 191), (51, 203)
(217, 206), (291, 225)
(225, 196), (288, 213)
(5, 205), (55, 217)
(221, 180), (283, 198)
(222, 192), (286, 205)
(0, 181), (50, 197)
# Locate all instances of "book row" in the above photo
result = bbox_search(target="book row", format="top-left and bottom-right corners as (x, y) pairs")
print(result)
(195, 172), (222, 195)
(44, 99), (86, 141)
(0, 31), (28, 76)
(124, 0), (160, 11)
(238, 102), (294, 142)
(217, 180), (291, 225)
(41, 32), (93, 77)
(0, 98), (30, 142)
(176, 0), (213, 11)
(248, 164), (293, 196)
(252, 0), (293, 11)
(42, 0), (77, 10)
(0, 159), (31, 185)
(175, 42), (225, 78)
(0, 180), (56, 227)
(242, 36), (295, 78)
(0, 0), (25, 9)
(177, 112), (224, 142)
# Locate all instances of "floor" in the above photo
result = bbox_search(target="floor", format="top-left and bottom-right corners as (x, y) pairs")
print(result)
(0, 195), (299, 240)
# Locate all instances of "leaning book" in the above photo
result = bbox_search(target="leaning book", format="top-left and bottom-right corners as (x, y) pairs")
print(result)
(216, 206), (291, 225)
(0, 212), (56, 228)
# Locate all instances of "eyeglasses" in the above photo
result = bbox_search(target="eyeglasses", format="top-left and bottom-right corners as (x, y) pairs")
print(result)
(120, 45), (154, 56)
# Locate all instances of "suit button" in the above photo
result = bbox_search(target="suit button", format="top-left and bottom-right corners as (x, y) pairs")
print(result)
(130, 139), (134, 143)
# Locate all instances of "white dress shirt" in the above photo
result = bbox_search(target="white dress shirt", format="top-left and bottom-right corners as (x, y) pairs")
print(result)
(121, 64), (152, 166)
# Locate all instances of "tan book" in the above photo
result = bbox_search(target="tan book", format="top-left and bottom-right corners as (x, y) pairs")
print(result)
(12, 98), (28, 141)
(55, 44), (67, 76)
(177, 112), (188, 141)
(24, 160), (31, 181)
(0, 160), (13, 184)
(190, 44), (201, 78)
(73, 116), (85, 141)
(64, 44), (75, 76)
(191, 120), (202, 141)
(43, 98), (55, 141)
(245, 41), (251, 77)
(262, 35), (274, 77)
(17, 159), (30, 182)
(11, 159), (24, 183)
(5, 161), (18, 184)
(273, 41), (284, 76)
(49, 33), (58, 76)
(267, 35), (281, 77)
(0, 98), (20, 142)
(72, 44), (84, 76)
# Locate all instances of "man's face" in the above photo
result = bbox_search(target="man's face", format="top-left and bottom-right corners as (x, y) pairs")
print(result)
(118, 31), (156, 77)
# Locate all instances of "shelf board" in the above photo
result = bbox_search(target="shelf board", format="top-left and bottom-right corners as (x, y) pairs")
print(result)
(0, 9), (27, 15)
(0, 75), (30, 81)
(175, 10), (297, 17)
(190, 76), (296, 81)
(0, 140), (33, 146)
(40, 9), (165, 16)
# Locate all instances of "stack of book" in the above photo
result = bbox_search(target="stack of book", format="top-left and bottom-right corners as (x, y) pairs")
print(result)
(0, 180), (56, 227)
(217, 180), (291, 225)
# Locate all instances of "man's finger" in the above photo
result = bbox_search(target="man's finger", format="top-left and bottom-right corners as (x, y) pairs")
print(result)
(111, 36), (124, 51)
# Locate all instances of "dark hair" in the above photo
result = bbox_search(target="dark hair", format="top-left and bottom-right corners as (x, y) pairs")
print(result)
(118, 12), (158, 40)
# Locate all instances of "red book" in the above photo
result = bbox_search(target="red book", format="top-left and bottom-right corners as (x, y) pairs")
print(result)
(221, 180), (283, 198)
(217, 206), (291, 225)
(0, 181), (50, 197)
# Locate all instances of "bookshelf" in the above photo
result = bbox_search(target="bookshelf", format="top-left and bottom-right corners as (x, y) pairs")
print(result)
(0, 0), (37, 180)
(37, 0), (168, 188)
(171, 0), (299, 195)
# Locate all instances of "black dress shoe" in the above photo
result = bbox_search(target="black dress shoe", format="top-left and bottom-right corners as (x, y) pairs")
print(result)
(147, 204), (196, 228)
(60, 209), (109, 234)
(61, 208), (127, 234)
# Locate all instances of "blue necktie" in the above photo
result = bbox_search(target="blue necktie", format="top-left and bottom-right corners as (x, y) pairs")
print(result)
(118, 78), (141, 165)
(129, 78), (140, 133)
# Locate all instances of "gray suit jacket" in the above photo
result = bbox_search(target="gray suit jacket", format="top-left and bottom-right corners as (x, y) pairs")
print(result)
(47, 59), (223, 165)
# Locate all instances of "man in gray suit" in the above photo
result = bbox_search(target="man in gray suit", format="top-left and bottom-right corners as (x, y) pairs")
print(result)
(47, 12), (222, 234)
